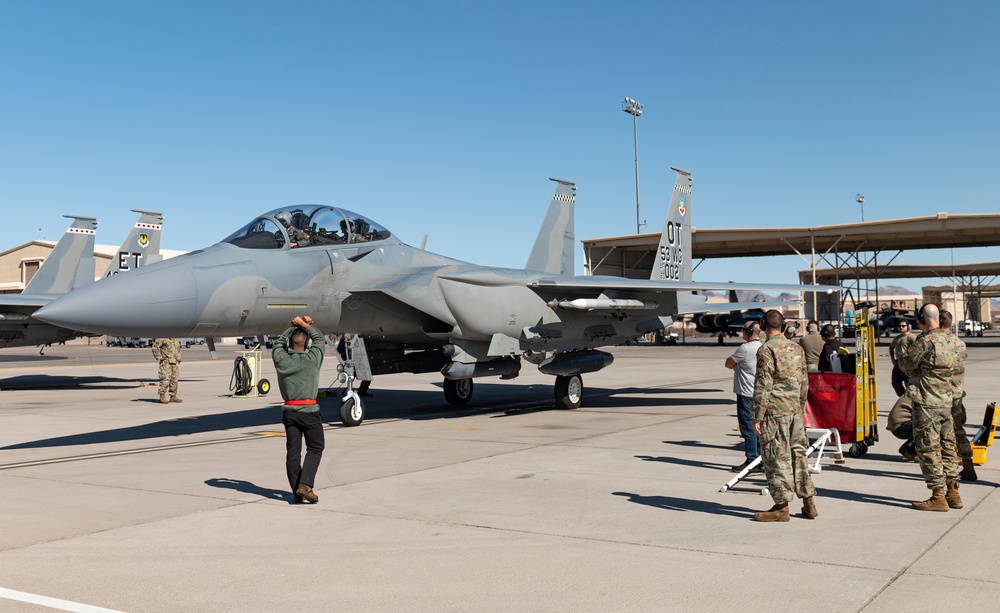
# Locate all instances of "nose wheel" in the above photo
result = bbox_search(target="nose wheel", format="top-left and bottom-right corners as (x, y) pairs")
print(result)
(340, 392), (365, 427)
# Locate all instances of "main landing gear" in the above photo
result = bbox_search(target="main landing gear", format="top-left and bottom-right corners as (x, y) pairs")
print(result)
(444, 378), (474, 406)
(554, 374), (583, 409)
(439, 373), (585, 410)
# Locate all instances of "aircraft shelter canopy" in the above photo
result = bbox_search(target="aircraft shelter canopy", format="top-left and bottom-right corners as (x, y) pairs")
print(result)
(583, 212), (1000, 278)
(802, 262), (1000, 287)
(223, 205), (391, 250)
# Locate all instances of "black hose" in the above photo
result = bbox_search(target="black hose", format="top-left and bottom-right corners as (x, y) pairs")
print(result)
(230, 356), (253, 396)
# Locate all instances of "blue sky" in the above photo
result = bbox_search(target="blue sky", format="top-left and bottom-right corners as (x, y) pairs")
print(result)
(3, 2), (999, 286)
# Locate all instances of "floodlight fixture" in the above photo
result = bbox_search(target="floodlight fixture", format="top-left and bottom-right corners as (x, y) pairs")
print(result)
(623, 97), (644, 233)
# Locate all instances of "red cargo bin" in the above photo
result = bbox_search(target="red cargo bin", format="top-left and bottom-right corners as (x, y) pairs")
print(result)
(805, 372), (857, 442)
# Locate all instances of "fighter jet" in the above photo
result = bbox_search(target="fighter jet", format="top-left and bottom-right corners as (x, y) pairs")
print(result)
(694, 289), (767, 344)
(0, 210), (163, 349)
(36, 168), (836, 424)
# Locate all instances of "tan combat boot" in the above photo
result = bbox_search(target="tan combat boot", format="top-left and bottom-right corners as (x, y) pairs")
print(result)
(170, 396), (183, 403)
(912, 488), (949, 512)
(753, 503), (789, 522)
(801, 496), (818, 519)
(159, 395), (169, 404)
(945, 481), (963, 509)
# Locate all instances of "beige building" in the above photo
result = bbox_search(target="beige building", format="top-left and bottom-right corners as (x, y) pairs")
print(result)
(0, 241), (182, 294)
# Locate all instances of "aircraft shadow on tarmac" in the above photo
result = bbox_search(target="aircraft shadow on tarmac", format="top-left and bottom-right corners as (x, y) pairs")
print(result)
(0, 354), (69, 364)
(2, 384), (742, 450)
(343, 383), (725, 422)
(1, 407), (284, 449)
(205, 477), (295, 504)
(0, 374), (146, 390)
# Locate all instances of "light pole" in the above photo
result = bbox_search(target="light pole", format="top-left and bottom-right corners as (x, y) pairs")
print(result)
(623, 97), (643, 233)
(856, 193), (865, 222)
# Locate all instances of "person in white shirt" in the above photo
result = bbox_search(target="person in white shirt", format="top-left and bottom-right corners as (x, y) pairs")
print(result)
(725, 320), (764, 472)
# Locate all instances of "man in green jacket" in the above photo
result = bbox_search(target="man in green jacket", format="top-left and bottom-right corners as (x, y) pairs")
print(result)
(273, 315), (326, 503)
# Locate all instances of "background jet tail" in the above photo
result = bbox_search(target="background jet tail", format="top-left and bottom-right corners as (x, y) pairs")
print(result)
(650, 167), (692, 282)
(653, 168), (709, 315)
(23, 215), (98, 296)
(524, 178), (576, 275)
(104, 210), (164, 276)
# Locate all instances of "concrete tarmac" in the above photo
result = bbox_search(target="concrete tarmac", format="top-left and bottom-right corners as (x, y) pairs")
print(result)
(0, 339), (997, 612)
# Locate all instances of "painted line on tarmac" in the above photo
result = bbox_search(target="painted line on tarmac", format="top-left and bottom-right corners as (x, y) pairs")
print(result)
(0, 432), (282, 471)
(0, 587), (125, 612)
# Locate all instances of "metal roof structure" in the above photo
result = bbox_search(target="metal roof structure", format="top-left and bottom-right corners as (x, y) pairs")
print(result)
(582, 212), (1000, 322)
(583, 212), (1000, 277)
(802, 262), (1000, 286)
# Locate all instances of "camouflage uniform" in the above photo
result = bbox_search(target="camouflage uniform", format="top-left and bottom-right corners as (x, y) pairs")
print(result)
(753, 334), (816, 505)
(899, 328), (959, 490)
(152, 338), (181, 399)
(889, 330), (917, 397)
(943, 331), (972, 459)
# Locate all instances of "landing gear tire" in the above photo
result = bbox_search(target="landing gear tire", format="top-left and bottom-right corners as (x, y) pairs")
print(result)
(257, 379), (270, 395)
(444, 378), (474, 406)
(340, 395), (364, 427)
(555, 374), (583, 409)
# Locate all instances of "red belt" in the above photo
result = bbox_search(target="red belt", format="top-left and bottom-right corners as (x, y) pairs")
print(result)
(284, 399), (317, 406)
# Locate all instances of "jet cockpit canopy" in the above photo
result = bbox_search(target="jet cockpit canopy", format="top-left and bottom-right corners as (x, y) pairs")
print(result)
(223, 205), (391, 250)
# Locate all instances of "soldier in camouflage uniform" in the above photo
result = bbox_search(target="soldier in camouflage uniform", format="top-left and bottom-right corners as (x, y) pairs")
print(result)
(889, 320), (917, 397)
(151, 338), (182, 404)
(940, 311), (976, 481)
(899, 304), (961, 511)
(751, 310), (817, 522)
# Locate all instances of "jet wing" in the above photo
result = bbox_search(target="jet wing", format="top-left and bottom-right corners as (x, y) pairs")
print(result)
(438, 270), (836, 295)
(0, 295), (56, 310)
(526, 275), (838, 295)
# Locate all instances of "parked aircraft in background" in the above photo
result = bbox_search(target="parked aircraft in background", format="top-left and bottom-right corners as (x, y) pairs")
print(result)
(0, 210), (163, 349)
(36, 169), (837, 424)
(694, 288), (767, 343)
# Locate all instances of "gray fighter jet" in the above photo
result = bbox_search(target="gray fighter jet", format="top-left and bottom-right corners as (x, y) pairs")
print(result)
(36, 169), (835, 424)
(1, 210), (163, 349)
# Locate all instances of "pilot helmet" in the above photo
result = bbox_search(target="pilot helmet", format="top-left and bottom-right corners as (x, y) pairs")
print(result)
(275, 211), (293, 227)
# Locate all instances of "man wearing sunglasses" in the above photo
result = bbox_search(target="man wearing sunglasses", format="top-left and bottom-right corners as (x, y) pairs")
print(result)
(725, 320), (763, 472)
(890, 319), (917, 397)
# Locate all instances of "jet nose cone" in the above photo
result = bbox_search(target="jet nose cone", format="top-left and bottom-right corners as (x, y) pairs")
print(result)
(35, 260), (199, 337)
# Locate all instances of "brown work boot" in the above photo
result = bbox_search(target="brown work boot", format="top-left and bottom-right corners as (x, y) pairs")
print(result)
(960, 457), (978, 481)
(753, 503), (789, 522)
(801, 496), (818, 519)
(170, 396), (183, 403)
(295, 484), (319, 503)
(912, 488), (949, 512)
(159, 395), (169, 404)
(945, 481), (963, 509)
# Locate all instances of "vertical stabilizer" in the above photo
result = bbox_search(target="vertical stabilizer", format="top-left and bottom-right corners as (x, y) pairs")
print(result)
(23, 215), (98, 295)
(105, 210), (164, 276)
(524, 178), (576, 275)
(650, 167), (692, 282)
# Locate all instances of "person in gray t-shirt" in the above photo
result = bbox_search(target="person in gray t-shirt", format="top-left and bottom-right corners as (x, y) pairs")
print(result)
(725, 320), (763, 472)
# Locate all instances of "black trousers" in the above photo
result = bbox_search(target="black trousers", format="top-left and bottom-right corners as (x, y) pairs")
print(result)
(891, 365), (907, 397)
(282, 410), (325, 491)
